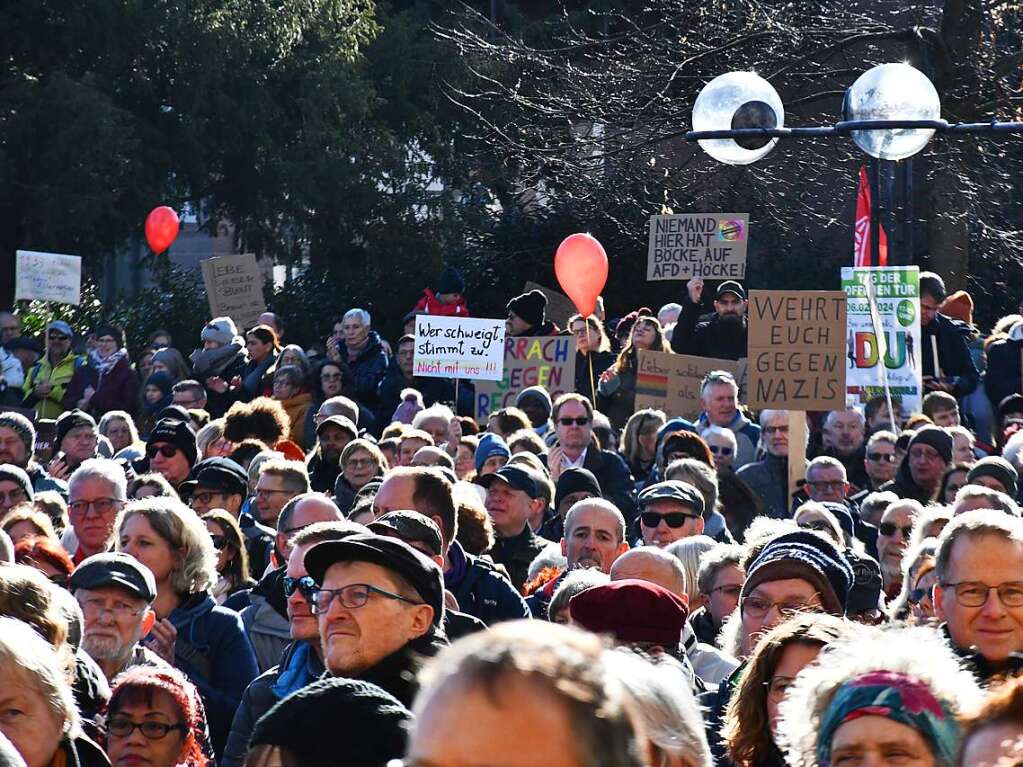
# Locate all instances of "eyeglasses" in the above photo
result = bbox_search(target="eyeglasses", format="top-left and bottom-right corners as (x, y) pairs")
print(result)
(209, 535), (229, 551)
(709, 584), (742, 598)
(191, 491), (226, 506)
(283, 575), (318, 599)
(941, 581), (1023, 608)
(763, 425), (789, 435)
(741, 594), (820, 618)
(345, 457), (376, 468)
(310, 583), (422, 614)
(255, 488), (293, 499)
(69, 497), (121, 517)
(640, 511), (698, 528)
(146, 444), (179, 459)
(558, 417), (590, 426)
(78, 597), (145, 620)
(879, 522), (913, 538)
(106, 717), (188, 741)
(867, 452), (896, 463)
(708, 445), (734, 456)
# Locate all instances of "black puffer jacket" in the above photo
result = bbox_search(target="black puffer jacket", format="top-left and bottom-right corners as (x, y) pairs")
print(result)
(921, 313), (979, 397)
(671, 299), (747, 360)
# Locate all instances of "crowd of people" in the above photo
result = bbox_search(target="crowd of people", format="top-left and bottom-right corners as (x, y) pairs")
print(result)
(0, 267), (1021, 767)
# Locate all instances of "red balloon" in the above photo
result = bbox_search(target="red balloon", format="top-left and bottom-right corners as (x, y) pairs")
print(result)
(145, 206), (180, 253)
(554, 233), (609, 317)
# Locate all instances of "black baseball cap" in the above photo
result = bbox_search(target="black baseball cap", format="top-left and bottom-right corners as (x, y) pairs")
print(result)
(716, 281), (746, 300)
(369, 511), (443, 557)
(70, 552), (157, 603)
(477, 465), (541, 499)
(304, 533), (445, 626)
(637, 480), (706, 516)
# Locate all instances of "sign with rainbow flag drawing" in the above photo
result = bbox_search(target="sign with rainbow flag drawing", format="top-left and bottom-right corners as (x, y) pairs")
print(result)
(841, 265), (922, 414)
(647, 213), (749, 280)
(475, 335), (576, 420)
(635, 350), (747, 420)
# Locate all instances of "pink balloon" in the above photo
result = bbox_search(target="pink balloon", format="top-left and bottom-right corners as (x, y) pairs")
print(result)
(145, 206), (180, 253)
(554, 233), (609, 317)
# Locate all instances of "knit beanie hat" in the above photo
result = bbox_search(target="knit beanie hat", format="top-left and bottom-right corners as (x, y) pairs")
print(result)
(249, 677), (411, 767)
(516, 386), (553, 419)
(474, 433), (511, 473)
(93, 323), (125, 349)
(148, 418), (198, 468)
(939, 290), (974, 325)
(145, 371), (174, 398)
(0, 412), (35, 457)
(436, 266), (466, 296)
(908, 425), (953, 465)
(555, 467), (603, 511)
(201, 317), (241, 347)
(0, 464), (33, 502)
(506, 289), (548, 329)
(56, 409), (96, 451)
(967, 456), (1018, 497)
(741, 530), (853, 616)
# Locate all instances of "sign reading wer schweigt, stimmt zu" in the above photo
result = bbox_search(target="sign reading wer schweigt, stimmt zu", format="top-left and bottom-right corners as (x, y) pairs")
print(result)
(748, 290), (847, 411)
(647, 213), (749, 281)
(414, 315), (506, 381)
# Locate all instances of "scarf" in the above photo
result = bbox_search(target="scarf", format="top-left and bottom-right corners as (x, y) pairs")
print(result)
(89, 347), (128, 377)
(191, 342), (247, 378)
(816, 670), (959, 767)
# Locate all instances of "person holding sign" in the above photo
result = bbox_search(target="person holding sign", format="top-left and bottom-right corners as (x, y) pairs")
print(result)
(919, 272), (979, 398)
(671, 279), (748, 361)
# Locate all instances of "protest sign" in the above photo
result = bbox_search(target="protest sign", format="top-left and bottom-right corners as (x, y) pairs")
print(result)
(841, 266), (922, 414)
(15, 250), (82, 306)
(414, 316), (506, 381)
(647, 213), (749, 281)
(200, 254), (267, 330)
(748, 290), (847, 410)
(524, 282), (578, 328)
(634, 350), (747, 420)
(475, 336), (576, 420)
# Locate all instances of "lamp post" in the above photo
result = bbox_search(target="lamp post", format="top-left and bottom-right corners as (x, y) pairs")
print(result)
(686, 64), (1023, 265)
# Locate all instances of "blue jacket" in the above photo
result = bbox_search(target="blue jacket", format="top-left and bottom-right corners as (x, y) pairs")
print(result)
(168, 593), (259, 758)
(346, 331), (389, 407)
(445, 541), (530, 625)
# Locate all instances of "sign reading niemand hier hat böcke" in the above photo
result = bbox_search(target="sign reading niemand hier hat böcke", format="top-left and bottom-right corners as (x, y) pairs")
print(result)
(647, 213), (749, 281)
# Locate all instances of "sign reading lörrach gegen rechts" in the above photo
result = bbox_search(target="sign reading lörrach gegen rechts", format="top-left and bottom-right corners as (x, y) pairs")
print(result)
(748, 290), (847, 411)
(647, 213), (749, 281)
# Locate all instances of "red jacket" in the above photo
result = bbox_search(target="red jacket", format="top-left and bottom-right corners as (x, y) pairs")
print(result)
(413, 288), (470, 317)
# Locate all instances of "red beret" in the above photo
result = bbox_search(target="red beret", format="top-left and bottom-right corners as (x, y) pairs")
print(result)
(569, 579), (689, 646)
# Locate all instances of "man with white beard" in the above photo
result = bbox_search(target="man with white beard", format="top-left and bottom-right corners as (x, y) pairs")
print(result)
(70, 552), (170, 682)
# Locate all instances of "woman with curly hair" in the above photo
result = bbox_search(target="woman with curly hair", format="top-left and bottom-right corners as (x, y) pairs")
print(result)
(777, 625), (982, 767)
(598, 312), (671, 429)
(104, 666), (210, 767)
(115, 497), (258, 759)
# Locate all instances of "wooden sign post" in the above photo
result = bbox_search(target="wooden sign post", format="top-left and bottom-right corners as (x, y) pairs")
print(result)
(787, 410), (808, 504)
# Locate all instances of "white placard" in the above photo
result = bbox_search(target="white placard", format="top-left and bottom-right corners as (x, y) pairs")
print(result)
(414, 315), (506, 381)
(15, 250), (82, 305)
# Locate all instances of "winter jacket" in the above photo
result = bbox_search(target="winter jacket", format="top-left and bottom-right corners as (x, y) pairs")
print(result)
(985, 335), (1023, 413)
(736, 453), (789, 519)
(941, 623), (1023, 685)
(190, 343), (248, 417)
(490, 524), (549, 592)
(63, 355), (140, 418)
(582, 447), (639, 525)
(671, 298), (748, 360)
(240, 567), (291, 673)
(697, 411), (761, 469)
(0, 347), (23, 390)
(350, 630), (448, 707)
(879, 455), (938, 505)
(345, 331), (389, 408)
(306, 449), (341, 494)
(413, 288), (470, 317)
(22, 352), (87, 419)
(683, 623), (739, 686)
(59, 734), (111, 767)
(241, 351), (277, 400)
(921, 313), (979, 397)
(597, 364), (638, 430)
(222, 641), (325, 767)
(238, 512), (274, 580)
(445, 540), (531, 625)
(26, 462), (69, 499)
(574, 350), (615, 403)
(278, 390), (314, 449)
(698, 664), (744, 767)
(167, 592), (259, 758)
(689, 608), (720, 647)
(375, 368), (470, 428)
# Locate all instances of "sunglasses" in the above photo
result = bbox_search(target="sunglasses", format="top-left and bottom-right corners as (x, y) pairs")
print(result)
(879, 522), (913, 538)
(146, 444), (179, 459)
(283, 575), (318, 599)
(558, 417), (590, 426)
(640, 511), (698, 528)
(867, 452), (896, 463)
(209, 535), (229, 551)
(708, 445), (734, 456)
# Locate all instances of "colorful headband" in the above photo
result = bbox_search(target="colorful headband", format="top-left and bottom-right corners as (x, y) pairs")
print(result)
(816, 670), (960, 767)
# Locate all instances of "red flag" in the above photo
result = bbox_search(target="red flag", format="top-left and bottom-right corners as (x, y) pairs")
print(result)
(854, 165), (888, 267)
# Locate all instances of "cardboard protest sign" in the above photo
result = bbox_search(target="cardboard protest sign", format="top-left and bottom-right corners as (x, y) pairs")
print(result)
(523, 282), (578, 328)
(748, 290), (847, 410)
(841, 266), (922, 414)
(15, 250), (82, 306)
(647, 213), (749, 281)
(200, 254), (267, 331)
(475, 336), (576, 420)
(634, 350), (747, 420)
(414, 316), (505, 381)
